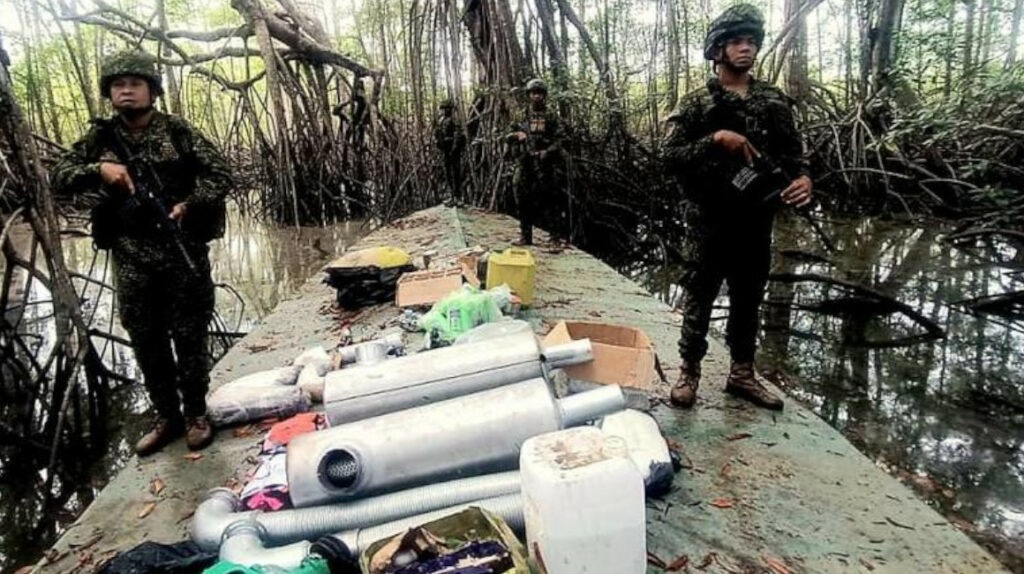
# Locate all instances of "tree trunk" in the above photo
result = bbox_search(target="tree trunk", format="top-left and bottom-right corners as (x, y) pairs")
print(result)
(870, 0), (904, 93)
(462, 0), (529, 87)
(534, 0), (568, 90)
(665, 0), (679, 111)
(943, 0), (956, 99)
(784, 0), (810, 104)
(1008, 0), (1023, 67)
(963, 0), (976, 85)
(158, 0), (183, 115)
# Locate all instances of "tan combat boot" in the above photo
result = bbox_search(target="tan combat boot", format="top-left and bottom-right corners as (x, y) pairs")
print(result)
(669, 360), (702, 408)
(185, 415), (214, 451)
(135, 417), (185, 457)
(724, 362), (784, 411)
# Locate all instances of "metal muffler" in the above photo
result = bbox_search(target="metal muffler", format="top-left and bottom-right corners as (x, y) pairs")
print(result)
(288, 378), (625, 507)
(323, 329), (592, 425)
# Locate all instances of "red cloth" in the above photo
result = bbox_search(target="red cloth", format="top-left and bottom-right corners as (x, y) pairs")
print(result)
(264, 412), (323, 451)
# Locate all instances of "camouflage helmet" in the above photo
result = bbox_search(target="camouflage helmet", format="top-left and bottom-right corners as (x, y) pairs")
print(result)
(100, 50), (163, 98)
(525, 78), (548, 94)
(704, 4), (766, 61)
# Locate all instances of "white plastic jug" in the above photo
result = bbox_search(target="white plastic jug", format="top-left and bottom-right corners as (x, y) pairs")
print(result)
(519, 426), (647, 574)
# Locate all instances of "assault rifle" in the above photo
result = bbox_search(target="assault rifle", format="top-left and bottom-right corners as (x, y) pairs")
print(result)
(93, 118), (199, 276)
(731, 149), (837, 254)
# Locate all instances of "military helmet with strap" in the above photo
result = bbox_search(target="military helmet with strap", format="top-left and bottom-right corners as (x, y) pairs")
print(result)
(704, 4), (766, 61)
(100, 50), (164, 98)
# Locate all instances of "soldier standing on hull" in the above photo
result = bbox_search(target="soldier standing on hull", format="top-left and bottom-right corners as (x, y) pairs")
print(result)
(662, 5), (813, 411)
(51, 51), (234, 455)
(434, 99), (466, 205)
(508, 78), (566, 246)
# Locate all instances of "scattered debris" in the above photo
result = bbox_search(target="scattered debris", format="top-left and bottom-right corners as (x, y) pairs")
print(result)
(763, 555), (791, 574)
(137, 501), (157, 519)
(859, 557), (876, 571)
(666, 553), (690, 571)
(183, 452), (204, 462)
(709, 498), (735, 508)
(695, 552), (718, 570)
(725, 432), (753, 441)
(646, 551), (667, 569)
(232, 424), (259, 438)
(885, 516), (915, 530)
(149, 477), (165, 496)
(68, 533), (103, 550)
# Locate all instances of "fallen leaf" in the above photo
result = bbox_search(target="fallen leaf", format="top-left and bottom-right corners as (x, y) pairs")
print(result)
(42, 549), (67, 564)
(233, 425), (257, 438)
(859, 557), (875, 571)
(725, 432), (753, 441)
(763, 555), (791, 574)
(138, 501), (157, 519)
(646, 551), (667, 569)
(184, 452), (204, 461)
(696, 552), (718, 570)
(666, 554), (690, 571)
(709, 497), (735, 508)
(14, 566), (34, 574)
(149, 477), (165, 496)
(720, 462), (732, 477)
(69, 533), (103, 549)
(885, 516), (915, 530)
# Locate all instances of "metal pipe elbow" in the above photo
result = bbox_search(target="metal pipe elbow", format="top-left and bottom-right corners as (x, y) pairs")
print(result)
(190, 488), (254, 552)
(220, 519), (312, 569)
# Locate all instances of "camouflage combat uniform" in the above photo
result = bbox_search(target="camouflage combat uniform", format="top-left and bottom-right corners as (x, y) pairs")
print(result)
(511, 106), (565, 244)
(663, 76), (808, 365)
(51, 111), (233, 422)
(434, 104), (466, 203)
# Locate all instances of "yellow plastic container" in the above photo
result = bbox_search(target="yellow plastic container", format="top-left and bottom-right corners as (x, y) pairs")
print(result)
(487, 248), (536, 306)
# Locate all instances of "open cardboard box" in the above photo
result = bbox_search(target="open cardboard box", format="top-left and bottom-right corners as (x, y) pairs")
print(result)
(395, 267), (463, 307)
(543, 321), (660, 391)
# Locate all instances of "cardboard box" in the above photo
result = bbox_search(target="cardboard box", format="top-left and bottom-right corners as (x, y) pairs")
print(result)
(395, 267), (463, 307)
(542, 321), (660, 390)
(360, 507), (529, 574)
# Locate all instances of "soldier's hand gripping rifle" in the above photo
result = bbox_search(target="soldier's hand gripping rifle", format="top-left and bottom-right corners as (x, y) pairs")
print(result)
(730, 149), (837, 254)
(506, 124), (547, 177)
(94, 118), (200, 276)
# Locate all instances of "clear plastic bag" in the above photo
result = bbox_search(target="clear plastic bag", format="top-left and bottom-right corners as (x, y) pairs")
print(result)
(208, 385), (312, 427)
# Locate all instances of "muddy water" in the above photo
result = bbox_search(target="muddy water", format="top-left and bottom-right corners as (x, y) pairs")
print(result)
(0, 212), (366, 572)
(664, 215), (1024, 570)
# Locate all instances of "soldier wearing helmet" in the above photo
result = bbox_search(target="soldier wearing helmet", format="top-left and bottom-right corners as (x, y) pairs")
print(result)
(52, 49), (233, 456)
(662, 4), (812, 412)
(507, 77), (567, 246)
(434, 97), (466, 204)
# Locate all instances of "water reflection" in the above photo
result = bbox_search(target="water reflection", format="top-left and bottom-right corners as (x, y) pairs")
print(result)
(757, 215), (1024, 567)
(0, 209), (366, 572)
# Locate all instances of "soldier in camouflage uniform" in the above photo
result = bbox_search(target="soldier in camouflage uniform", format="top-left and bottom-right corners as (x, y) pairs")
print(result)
(662, 4), (812, 411)
(507, 78), (566, 246)
(51, 50), (233, 455)
(434, 99), (466, 205)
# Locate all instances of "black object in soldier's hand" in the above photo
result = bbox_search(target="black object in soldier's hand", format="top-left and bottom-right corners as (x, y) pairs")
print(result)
(729, 154), (788, 203)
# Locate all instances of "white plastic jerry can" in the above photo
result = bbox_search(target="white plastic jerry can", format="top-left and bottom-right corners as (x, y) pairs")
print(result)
(519, 426), (647, 573)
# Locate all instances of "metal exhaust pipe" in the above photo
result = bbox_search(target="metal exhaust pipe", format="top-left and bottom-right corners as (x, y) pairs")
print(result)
(289, 379), (624, 507)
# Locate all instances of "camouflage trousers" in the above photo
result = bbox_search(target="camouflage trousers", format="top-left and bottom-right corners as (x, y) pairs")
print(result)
(442, 153), (463, 203)
(677, 213), (773, 364)
(514, 161), (566, 243)
(112, 236), (215, 420)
